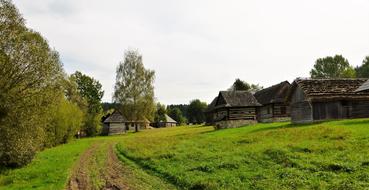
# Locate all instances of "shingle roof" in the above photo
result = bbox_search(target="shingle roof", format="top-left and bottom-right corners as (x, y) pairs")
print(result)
(254, 81), (291, 105)
(216, 91), (261, 108)
(356, 79), (369, 92)
(288, 78), (369, 101)
(103, 110), (127, 123)
(163, 114), (177, 123)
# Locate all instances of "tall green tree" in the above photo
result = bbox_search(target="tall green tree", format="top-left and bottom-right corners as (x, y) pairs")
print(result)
(310, 55), (356, 78)
(187, 99), (207, 124)
(229, 79), (263, 93)
(0, 0), (64, 166)
(114, 49), (155, 132)
(71, 71), (104, 113)
(355, 56), (369, 78)
(70, 71), (104, 136)
(154, 103), (167, 123)
(167, 107), (187, 125)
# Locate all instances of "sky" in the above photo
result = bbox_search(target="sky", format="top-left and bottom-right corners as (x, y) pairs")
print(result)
(13, 0), (369, 104)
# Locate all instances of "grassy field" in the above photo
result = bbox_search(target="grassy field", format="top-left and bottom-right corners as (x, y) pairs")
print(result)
(116, 120), (369, 189)
(1, 119), (369, 189)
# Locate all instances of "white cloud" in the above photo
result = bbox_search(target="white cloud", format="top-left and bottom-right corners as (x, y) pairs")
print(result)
(13, 0), (369, 104)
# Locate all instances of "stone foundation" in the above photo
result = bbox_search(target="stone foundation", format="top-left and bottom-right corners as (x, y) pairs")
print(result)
(259, 117), (291, 123)
(214, 120), (257, 129)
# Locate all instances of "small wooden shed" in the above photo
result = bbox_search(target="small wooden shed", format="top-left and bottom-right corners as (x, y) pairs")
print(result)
(206, 91), (261, 125)
(254, 81), (291, 122)
(102, 110), (127, 135)
(287, 78), (369, 124)
(102, 110), (150, 135)
(157, 114), (177, 127)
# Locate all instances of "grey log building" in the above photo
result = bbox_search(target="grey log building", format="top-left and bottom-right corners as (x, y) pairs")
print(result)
(254, 81), (291, 122)
(287, 78), (369, 124)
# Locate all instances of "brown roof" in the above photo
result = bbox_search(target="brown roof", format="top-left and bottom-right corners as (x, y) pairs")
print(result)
(215, 91), (261, 108)
(103, 110), (127, 123)
(288, 78), (369, 101)
(254, 81), (291, 105)
(103, 110), (150, 123)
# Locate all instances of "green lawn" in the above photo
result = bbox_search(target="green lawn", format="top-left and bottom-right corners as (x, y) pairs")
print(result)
(116, 120), (369, 189)
(2, 119), (369, 189)
(0, 138), (94, 190)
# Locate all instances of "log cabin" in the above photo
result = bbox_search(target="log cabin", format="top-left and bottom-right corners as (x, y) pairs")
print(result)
(287, 78), (369, 124)
(206, 91), (261, 128)
(102, 110), (150, 135)
(254, 81), (291, 122)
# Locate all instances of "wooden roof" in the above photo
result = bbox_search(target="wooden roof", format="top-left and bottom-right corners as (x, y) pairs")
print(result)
(103, 110), (127, 123)
(215, 91), (261, 108)
(254, 81), (291, 105)
(103, 110), (150, 123)
(161, 114), (177, 123)
(288, 78), (369, 101)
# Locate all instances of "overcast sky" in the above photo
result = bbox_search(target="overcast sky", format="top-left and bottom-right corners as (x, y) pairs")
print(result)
(13, 0), (369, 104)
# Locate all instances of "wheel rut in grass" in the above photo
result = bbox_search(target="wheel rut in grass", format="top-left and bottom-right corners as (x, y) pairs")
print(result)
(68, 143), (99, 190)
(102, 144), (129, 190)
(67, 142), (129, 190)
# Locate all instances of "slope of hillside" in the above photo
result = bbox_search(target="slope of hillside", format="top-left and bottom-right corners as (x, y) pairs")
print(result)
(116, 119), (369, 189)
(1, 119), (369, 189)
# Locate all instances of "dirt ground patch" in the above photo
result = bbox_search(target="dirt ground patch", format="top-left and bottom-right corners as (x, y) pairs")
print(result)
(68, 143), (99, 190)
(102, 144), (129, 190)
(67, 142), (130, 190)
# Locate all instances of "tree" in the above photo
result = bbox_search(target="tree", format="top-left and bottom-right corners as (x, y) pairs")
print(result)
(70, 71), (104, 136)
(187, 99), (207, 124)
(310, 55), (356, 78)
(167, 104), (189, 119)
(154, 103), (167, 123)
(45, 94), (84, 147)
(114, 49), (155, 132)
(0, 0), (64, 166)
(355, 56), (369, 78)
(167, 107), (187, 125)
(229, 79), (263, 93)
(71, 71), (104, 114)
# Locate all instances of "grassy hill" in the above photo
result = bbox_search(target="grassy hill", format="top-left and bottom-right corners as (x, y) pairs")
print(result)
(2, 119), (369, 189)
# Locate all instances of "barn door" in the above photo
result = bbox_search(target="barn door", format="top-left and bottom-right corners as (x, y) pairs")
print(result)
(313, 103), (326, 120)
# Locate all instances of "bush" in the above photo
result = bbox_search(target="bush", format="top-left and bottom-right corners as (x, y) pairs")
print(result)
(44, 97), (84, 147)
(84, 113), (103, 136)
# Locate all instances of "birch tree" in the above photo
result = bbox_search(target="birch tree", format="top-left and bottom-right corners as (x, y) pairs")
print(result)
(114, 50), (155, 132)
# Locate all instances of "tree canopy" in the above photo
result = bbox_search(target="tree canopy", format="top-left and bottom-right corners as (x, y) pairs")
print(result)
(310, 55), (356, 78)
(0, 0), (103, 166)
(154, 103), (167, 123)
(71, 71), (104, 114)
(187, 99), (207, 124)
(113, 50), (155, 131)
(0, 0), (67, 166)
(355, 56), (369, 78)
(229, 78), (262, 93)
(167, 107), (187, 125)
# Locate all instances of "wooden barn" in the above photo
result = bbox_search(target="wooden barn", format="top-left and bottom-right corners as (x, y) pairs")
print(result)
(102, 110), (150, 135)
(287, 78), (369, 124)
(254, 81), (291, 122)
(206, 91), (261, 128)
(157, 114), (177, 127)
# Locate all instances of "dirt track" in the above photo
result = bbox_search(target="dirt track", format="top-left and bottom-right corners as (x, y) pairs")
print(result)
(67, 143), (129, 190)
